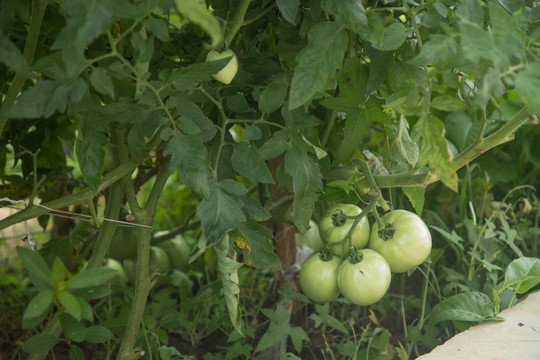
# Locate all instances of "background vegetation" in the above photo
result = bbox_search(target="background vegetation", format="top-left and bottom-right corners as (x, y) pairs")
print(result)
(1, 0), (539, 359)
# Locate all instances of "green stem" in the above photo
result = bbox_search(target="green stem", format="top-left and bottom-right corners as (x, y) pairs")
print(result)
(355, 106), (532, 190)
(116, 159), (170, 360)
(0, 0), (47, 135)
(224, 0), (252, 47)
(0, 159), (140, 231)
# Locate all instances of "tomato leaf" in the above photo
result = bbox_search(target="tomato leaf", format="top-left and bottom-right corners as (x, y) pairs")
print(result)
(515, 64), (540, 117)
(372, 23), (407, 51)
(322, 0), (369, 36)
(284, 136), (323, 232)
(57, 290), (81, 320)
(402, 186), (425, 216)
(289, 21), (348, 109)
(276, 0), (299, 25)
(412, 114), (458, 191)
(258, 73), (289, 114)
(215, 235), (243, 335)
(162, 128), (212, 199)
(396, 116), (419, 167)
(232, 142), (275, 183)
(429, 292), (502, 326)
(89, 67), (115, 99)
(197, 185), (246, 246)
(173, 0), (222, 47)
(409, 34), (457, 66)
(0, 32), (34, 79)
(237, 222), (281, 269)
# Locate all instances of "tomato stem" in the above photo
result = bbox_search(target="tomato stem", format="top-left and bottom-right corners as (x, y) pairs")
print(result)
(378, 223), (396, 240)
(319, 247), (335, 261)
(347, 248), (364, 264)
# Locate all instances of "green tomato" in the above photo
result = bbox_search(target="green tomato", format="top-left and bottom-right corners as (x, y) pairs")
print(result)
(108, 227), (138, 261)
(105, 258), (128, 288)
(369, 210), (432, 273)
(319, 204), (370, 256)
(158, 236), (191, 269)
(295, 220), (324, 252)
(299, 253), (341, 304)
(206, 49), (238, 84)
(123, 246), (170, 284)
(337, 249), (391, 306)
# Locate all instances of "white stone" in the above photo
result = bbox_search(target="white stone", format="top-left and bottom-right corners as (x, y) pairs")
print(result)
(417, 291), (540, 360)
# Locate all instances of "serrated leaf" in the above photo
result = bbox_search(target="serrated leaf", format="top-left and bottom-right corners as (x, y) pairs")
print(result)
(256, 308), (291, 352)
(259, 129), (289, 160)
(21, 289), (55, 329)
(75, 114), (108, 193)
(259, 74), (289, 114)
(174, 0), (222, 47)
(409, 34), (457, 65)
(276, 0), (299, 24)
(173, 94), (217, 141)
(165, 57), (231, 90)
(322, 0), (369, 36)
(197, 186), (246, 246)
(0, 32), (34, 78)
(21, 334), (61, 354)
(459, 20), (496, 64)
(52, 0), (115, 75)
(16, 247), (52, 291)
(145, 17), (170, 41)
(215, 235), (243, 334)
(333, 108), (370, 165)
(289, 326), (309, 353)
(232, 142), (274, 183)
(429, 292), (498, 326)
(402, 186), (425, 215)
(162, 128), (212, 199)
(237, 222), (281, 269)
(284, 137), (323, 232)
(515, 64), (540, 117)
(218, 179), (248, 196)
(412, 114), (458, 191)
(289, 22), (348, 109)
(89, 67), (115, 98)
(431, 95), (465, 111)
(396, 116), (419, 167)
(65, 268), (117, 289)
(372, 23), (407, 51)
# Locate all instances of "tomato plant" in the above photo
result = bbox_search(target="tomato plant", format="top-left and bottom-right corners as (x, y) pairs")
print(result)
(295, 220), (323, 252)
(299, 252), (341, 304)
(205, 49), (238, 84)
(369, 210), (432, 273)
(319, 204), (370, 256)
(337, 249), (391, 306)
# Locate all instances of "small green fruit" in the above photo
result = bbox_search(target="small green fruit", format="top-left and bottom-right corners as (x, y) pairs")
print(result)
(206, 49), (238, 84)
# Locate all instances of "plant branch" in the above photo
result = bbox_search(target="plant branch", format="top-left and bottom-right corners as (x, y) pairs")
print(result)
(0, 0), (47, 135)
(224, 0), (252, 47)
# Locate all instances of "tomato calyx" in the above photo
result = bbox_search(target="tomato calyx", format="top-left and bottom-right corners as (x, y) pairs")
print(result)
(318, 247), (335, 262)
(331, 210), (348, 227)
(346, 247), (364, 264)
(377, 223), (396, 240)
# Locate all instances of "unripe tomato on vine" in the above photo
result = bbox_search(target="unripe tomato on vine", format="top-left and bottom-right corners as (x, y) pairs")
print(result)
(205, 49), (238, 84)
(337, 248), (391, 306)
(319, 204), (370, 256)
(369, 210), (432, 273)
(299, 252), (341, 304)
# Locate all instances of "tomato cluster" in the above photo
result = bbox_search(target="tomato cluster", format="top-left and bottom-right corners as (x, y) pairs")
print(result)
(299, 204), (432, 306)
